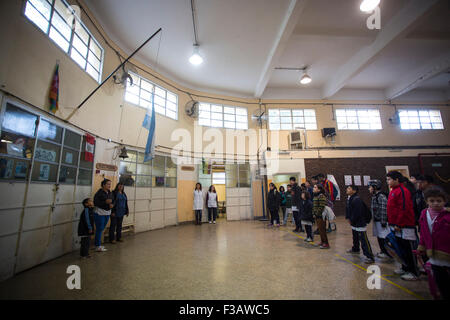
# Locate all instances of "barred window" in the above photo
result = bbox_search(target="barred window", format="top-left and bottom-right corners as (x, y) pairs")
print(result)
(268, 109), (317, 130)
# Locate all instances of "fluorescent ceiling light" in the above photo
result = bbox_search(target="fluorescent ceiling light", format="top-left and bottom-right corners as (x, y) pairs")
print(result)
(360, 0), (380, 12)
(189, 45), (203, 65)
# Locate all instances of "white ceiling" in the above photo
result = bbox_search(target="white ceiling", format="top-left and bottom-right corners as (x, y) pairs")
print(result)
(84, 0), (450, 100)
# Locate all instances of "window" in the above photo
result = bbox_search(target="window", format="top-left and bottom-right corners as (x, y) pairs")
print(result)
(198, 103), (248, 129)
(336, 109), (382, 130)
(268, 109), (317, 130)
(0, 102), (94, 184)
(399, 109), (444, 130)
(24, 0), (104, 82)
(119, 153), (177, 188)
(124, 72), (178, 120)
(212, 172), (225, 185)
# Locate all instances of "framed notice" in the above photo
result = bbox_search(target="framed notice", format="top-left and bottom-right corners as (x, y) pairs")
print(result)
(363, 176), (371, 186)
(354, 175), (362, 186)
(385, 165), (410, 178)
(39, 164), (50, 181)
(344, 175), (352, 185)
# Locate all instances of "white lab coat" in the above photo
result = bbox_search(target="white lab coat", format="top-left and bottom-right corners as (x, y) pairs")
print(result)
(193, 190), (203, 210)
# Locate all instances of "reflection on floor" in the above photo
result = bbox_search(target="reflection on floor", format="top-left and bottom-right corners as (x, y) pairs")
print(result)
(0, 216), (432, 300)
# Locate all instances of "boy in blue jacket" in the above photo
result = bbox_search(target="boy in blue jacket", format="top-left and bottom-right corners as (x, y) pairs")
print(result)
(345, 186), (375, 264)
(78, 198), (95, 258)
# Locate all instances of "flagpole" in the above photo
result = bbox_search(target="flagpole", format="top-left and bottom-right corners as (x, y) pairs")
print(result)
(65, 28), (162, 122)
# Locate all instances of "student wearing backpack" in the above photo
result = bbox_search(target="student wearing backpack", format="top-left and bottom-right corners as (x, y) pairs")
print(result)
(368, 180), (392, 260)
(345, 185), (375, 264)
(386, 171), (420, 281)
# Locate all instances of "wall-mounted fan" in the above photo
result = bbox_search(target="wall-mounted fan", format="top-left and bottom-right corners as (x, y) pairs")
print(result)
(251, 110), (267, 127)
(185, 100), (199, 118)
(113, 62), (137, 88)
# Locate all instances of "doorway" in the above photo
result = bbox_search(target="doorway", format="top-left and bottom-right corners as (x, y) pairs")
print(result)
(198, 161), (227, 221)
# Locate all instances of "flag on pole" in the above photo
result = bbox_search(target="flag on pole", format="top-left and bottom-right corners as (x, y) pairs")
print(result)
(49, 64), (59, 114)
(142, 92), (156, 162)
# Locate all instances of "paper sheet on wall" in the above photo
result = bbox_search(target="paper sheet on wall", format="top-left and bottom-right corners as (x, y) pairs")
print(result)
(344, 175), (352, 185)
(363, 176), (371, 186)
(354, 175), (362, 186)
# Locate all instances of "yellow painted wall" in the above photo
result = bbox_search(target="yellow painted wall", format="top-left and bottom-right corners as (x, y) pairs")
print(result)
(214, 185), (226, 202)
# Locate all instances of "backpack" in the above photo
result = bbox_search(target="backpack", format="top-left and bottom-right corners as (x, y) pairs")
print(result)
(362, 200), (372, 224)
(375, 192), (388, 204)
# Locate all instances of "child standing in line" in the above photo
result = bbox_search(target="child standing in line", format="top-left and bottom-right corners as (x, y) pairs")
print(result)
(299, 191), (314, 242)
(279, 186), (287, 225)
(417, 187), (450, 300)
(267, 183), (281, 227)
(283, 185), (295, 226)
(345, 185), (375, 264)
(78, 198), (95, 259)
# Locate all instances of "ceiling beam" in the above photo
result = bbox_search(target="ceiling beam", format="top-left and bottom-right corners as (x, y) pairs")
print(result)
(321, 0), (440, 99)
(385, 52), (450, 100)
(253, 0), (308, 98)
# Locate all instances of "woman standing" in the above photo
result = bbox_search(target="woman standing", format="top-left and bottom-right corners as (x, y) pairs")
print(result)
(93, 179), (113, 252)
(312, 184), (330, 249)
(267, 183), (281, 227)
(279, 186), (287, 225)
(193, 183), (203, 225)
(110, 182), (129, 243)
(206, 185), (218, 224)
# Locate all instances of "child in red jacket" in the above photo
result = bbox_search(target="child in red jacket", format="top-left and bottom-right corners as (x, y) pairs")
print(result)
(417, 187), (450, 300)
(386, 171), (419, 281)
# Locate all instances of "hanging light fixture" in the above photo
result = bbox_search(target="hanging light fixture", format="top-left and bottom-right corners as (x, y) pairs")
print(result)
(360, 0), (380, 12)
(189, 45), (203, 65)
(189, 0), (203, 65)
(299, 72), (312, 85)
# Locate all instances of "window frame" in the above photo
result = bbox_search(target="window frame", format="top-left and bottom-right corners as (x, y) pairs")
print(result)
(398, 109), (444, 130)
(268, 108), (317, 131)
(23, 0), (104, 83)
(335, 108), (383, 131)
(124, 72), (179, 121)
(198, 102), (248, 130)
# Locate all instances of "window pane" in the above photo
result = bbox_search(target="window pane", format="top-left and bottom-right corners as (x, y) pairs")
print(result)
(304, 110), (316, 117)
(64, 130), (81, 149)
(167, 92), (177, 103)
(199, 118), (210, 126)
(281, 123), (292, 130)
(268, 109), (279, 116)
(89, 40), (102, 59)
(292, 117), (304, 124)
(2, 105), (37, 137)
(280, 110), (291, 117)
(87, 51), (100, 70)
(119, 162), (136, 175)
(211, 120), (222, 127)
(29, 0), (52, 20)
(77, 168), (92, 185)
(408, 110), (418, 117)
(269, 123), (280, 130)
(0, 157), (30, 180)
(154, 95), (165, 106)
(86, 64), (100, 81)
(269, 116), (280, 124)
(166, 101), (177, 112)
(119, 173), (135, 187)
(38, 120), (62, 143)
(280, 117), (291, 123)
(35, 140), (60, 163)
(54, 0), (70, 20)
(236, 115), (247, 123)
(199, 103), (210, 111)
(155, 105), (165, 115)
(59, 165), (76, 184)
(224, 121), (235, 129)
(199, 111), (210, 119)
(141, 79), (154, 92)
(125, 92), (139, 105)
(71, 48), (86, 68)
(165, 177), (177, 188)
(304, 116), (316, 124)
(155, 86), (165, 98)
(153, 176), (165, 187)
(0, 131), (35, 159)
(211, 112), (222, 120)
(25, 1), (50, 33)
(432, 123), (443, 129)
(51, 11), (72, 41)
(136, 175), (152, 187)
(74, 24), (89, 44)
(211, 105), (222, 113)
(292, 110), (304, 116)
(137, 164), (151, 175)
(224, 114), (235, 121)
(305, 123), (317, 130)
(166, 110), (177, 119)
(49, 27), (69, 52)
(224, 107), (235, 114)
(62, 148), (79, 166)
(31, 161), (58, 182)
(236, 108), (247, 116)
(335, 109), (346, 117)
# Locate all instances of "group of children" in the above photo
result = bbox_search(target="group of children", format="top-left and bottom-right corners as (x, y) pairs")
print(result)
(344, 170), (449, 299)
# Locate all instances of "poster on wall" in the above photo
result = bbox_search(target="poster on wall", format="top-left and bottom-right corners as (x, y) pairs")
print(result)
(65, 152), (73, 164)
(35, 147), (57, 162)
(363, 175), (371, 186)
(0, 158), (14, 179)
(39, 164), (50, 181)
(14, 162), (27, 178)
(354, 175), (362, 186)
(344, 175), (352, 185)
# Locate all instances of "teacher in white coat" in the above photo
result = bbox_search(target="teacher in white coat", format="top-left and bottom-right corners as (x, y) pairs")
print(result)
(193, 182), (203, 225)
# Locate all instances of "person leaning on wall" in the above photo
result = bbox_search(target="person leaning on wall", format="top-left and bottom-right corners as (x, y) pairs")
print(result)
(93, 179), (114, 252)
(110, 182), (129, 243)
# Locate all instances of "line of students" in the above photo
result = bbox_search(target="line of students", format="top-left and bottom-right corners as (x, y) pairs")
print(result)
(193, 182), (219, 225)
(344, 170), (449, 299)
(267, 177), (331, 249)
(78, 179), (129, 258)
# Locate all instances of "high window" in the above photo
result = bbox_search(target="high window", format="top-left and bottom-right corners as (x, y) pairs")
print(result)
(198, 103), (248, 129)
(399, 109), (444, 130)
(335, 109), (382, 130)
(268, 109), (317, 130)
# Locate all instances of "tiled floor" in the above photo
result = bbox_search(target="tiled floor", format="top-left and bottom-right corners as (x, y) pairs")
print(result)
(0, 216), (432, 299)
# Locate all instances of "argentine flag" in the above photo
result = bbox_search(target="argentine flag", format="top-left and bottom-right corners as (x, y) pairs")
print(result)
(142, 92), (156, 162)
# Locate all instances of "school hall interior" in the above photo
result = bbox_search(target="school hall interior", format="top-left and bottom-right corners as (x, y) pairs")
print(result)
(0, 0), (449, 300)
